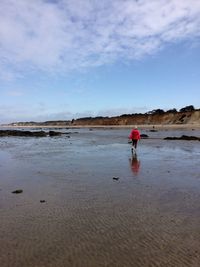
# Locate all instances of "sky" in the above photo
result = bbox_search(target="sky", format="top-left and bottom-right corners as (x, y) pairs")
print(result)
(0, 0), (200, 123)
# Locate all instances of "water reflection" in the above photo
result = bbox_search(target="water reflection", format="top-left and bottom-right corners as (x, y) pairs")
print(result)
(129, 154), (141, 174)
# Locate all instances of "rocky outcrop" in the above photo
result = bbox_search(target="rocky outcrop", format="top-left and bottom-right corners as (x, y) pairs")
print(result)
(12, 189), (23, 194)
(0, 130), (47, 137)
(164, 135), (200, 141)
(49, 131), (62, 136)
(140, 134), (149, 138)
(0, 130), (75, 137)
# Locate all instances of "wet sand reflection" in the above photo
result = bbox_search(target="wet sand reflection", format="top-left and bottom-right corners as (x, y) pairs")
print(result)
(129, 154), (141, 174)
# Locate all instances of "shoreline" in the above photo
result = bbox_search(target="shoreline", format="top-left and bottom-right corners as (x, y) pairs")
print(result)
(1, 124), (200, 130)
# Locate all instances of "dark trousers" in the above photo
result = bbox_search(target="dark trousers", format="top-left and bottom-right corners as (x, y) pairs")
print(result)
(132, 139), (138, 148)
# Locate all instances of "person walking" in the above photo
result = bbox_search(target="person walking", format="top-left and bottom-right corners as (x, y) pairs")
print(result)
(129, 126), (141, 153)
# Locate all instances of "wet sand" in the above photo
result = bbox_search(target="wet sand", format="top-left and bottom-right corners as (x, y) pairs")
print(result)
(2, 123), (200, 130)
(0, 128), (200, 267)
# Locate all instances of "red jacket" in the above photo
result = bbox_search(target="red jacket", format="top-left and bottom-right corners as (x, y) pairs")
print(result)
(129, 129), (140, 140)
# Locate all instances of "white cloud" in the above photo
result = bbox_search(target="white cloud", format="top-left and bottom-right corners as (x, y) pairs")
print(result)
(0, 0), (200, 78)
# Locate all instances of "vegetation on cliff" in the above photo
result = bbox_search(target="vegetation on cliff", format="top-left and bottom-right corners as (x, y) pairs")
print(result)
(3, 106), (200, 126)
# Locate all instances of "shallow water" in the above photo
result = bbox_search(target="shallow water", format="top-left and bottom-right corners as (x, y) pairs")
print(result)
(0, 128), (200, 267)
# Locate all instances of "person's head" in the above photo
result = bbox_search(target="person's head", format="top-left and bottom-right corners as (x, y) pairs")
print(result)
(134, 125), (138, 129)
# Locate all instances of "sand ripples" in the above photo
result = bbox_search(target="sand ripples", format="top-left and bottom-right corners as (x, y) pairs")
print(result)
(1, 185), (200, 267)
(1, 129), (200, 266)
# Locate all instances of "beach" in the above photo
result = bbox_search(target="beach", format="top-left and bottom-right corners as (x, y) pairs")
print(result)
(0, 127), (200, 267)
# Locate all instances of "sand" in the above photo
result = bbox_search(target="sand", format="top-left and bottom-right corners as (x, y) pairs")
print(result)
(1, 123), (200, 130)
(0, 127), (200, 267)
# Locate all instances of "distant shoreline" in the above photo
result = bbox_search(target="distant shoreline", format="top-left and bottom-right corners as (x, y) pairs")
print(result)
(1, 124), (200, 130)
(1, 108), (199, 129)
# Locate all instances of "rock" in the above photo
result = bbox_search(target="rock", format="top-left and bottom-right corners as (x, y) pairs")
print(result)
(149, 129), (158, 132)
(140, 134), (149, 138)
(49, 131), (62, 136)
(113, 177), (119, 181)
(12, 189), (23, 194)
(164, 135), (200, 141)
(0, 130), (47, 137)
(40, 200), (46, 203)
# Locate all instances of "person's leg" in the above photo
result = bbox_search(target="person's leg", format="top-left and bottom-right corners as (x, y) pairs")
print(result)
(132, 139), (137, 149)
(135, 140), (138, 149)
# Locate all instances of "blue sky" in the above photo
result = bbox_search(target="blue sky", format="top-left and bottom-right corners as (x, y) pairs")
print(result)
(0, 0), (200, 123)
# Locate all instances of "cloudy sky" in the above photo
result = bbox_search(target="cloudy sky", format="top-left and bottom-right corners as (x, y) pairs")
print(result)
(0, 0), (200, 123)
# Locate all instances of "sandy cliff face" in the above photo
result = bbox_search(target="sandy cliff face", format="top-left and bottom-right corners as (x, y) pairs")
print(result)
(73, 110), (200, 126)
(187, 110), (200, 124)
(6, 110), (200, 127)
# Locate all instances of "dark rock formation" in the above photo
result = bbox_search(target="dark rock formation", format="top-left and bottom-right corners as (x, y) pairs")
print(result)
(113, 177), (120, 181)
(164, 135), (200, 141)
(140, 134), (149, 138)
(49, 131), (62, 136)
(0, 130), (47, 137)
(0, 130), (80, 138)
(12, 189), (23, 194)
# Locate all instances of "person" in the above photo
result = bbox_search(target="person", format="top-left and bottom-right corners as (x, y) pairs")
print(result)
(129, 126), (141, 152)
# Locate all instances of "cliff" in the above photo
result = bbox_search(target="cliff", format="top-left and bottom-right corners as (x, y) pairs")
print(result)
(4, 109), (200, 127)
(72, 110), (200, 126)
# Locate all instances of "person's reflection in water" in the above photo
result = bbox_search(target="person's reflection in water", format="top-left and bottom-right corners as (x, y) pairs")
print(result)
(129, 154), (141, 175)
